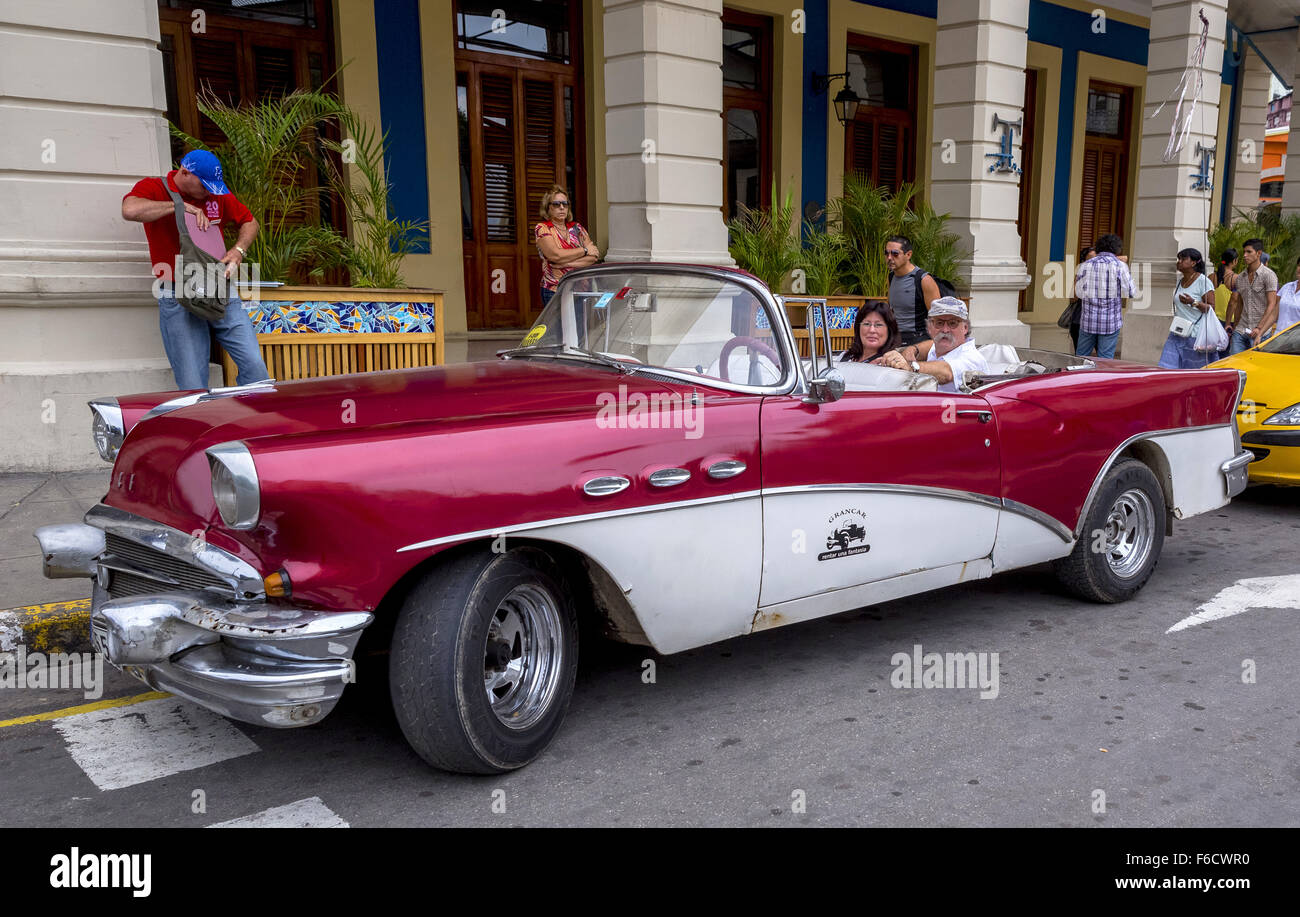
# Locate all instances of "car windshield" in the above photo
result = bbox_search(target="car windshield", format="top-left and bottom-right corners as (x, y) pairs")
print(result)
(1259, 322), (1300, 355)
(507, 270), (789, 387)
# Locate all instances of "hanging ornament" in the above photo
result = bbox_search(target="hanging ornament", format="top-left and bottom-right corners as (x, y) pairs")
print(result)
(1150, 8), (1210, 162)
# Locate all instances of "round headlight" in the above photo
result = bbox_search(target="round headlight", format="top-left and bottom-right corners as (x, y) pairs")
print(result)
(88, 398), (124, 463)
(205, 442), (261, 529)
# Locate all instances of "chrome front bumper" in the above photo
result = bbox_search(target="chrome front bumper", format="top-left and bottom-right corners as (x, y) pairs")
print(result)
(35, 512), (373, 729)
(1221, 450), (1255, 499)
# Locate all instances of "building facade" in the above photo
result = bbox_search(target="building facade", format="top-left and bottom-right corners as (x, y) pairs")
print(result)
(2, 0), (1295, 469)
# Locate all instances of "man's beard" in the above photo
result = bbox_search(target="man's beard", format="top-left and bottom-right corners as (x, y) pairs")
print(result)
(933, 331), (957, 352)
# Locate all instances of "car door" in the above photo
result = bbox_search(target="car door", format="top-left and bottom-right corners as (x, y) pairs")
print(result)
(757, 388), (1002, 624)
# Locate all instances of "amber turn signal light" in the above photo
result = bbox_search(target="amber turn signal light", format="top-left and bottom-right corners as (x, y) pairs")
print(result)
(264, 569), (292, 598)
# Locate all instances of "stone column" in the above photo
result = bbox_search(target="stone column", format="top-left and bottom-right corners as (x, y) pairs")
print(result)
(929, 0), (1031, 347)
(0, 0), (187, 471)
(1128, 0), (1228, 363)
(602, 0), (732, 263)
(1230, 48), (1271, 215)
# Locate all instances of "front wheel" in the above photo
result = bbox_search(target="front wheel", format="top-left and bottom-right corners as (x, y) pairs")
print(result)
(389, 546), (579, 774)
(1053, 458), (1166, 603)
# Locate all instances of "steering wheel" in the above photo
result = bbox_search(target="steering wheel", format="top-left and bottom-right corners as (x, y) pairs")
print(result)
(717, 336), (782, 383)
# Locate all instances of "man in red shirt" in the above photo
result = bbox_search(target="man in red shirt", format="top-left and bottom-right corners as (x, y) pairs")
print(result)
(122, 150), (269, 390)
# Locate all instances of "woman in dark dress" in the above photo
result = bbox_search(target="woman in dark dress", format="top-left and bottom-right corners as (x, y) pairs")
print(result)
(840, 302), (903, 363)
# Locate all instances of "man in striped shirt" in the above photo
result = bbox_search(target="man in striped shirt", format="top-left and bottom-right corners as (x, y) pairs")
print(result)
(1074, 233), (1136, 359)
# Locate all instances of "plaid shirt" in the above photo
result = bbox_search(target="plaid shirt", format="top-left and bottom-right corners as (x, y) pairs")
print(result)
(1075, 253), (1136, 334)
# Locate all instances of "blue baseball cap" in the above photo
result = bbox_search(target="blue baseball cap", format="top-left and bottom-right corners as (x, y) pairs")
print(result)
(179, 149), (230, 195)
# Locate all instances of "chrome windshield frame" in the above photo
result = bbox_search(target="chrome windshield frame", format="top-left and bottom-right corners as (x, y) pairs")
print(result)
(517, 263), (803, 397)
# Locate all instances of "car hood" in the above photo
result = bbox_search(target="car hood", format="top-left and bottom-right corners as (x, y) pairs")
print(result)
(104, 358), (685, 528)
(1212, 350), (1297, 408)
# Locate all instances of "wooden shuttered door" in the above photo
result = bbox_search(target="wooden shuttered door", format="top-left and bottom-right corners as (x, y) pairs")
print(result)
(457, 61), (582, 329)
(842, 35), (918, 194)
(847, 118), (912, 192)
(1077, 81), (1132, 253)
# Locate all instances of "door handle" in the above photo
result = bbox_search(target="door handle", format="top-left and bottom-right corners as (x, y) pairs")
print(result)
(706, 459), (747, 479)
(583, 475), (630, 497)
(648, 468), (691, 488)
(956, 410), (992, 424)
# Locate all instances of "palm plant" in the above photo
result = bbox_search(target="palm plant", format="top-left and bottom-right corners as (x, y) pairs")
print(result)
(319, 109), (429, 288)
(726, 182), (801, 292)
(901, 195), (963, 284)
(798, 224), (849, 296)
(171, 87), (350, 283)
(831, 175), (911, 296)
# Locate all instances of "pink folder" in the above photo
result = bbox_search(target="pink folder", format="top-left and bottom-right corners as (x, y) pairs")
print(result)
(184, 212), (228, 259)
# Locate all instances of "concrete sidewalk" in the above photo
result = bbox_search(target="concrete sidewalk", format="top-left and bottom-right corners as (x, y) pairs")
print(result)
(1, 471), (108, 651)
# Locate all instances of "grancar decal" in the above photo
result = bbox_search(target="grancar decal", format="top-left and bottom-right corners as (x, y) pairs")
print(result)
(819, 508), (871, 561)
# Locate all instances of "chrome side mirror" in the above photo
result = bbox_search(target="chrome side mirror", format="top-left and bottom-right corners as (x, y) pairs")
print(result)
(803, 369), (845, 404)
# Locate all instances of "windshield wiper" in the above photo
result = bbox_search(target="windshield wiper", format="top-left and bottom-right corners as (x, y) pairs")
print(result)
(499, 344), (633, 374)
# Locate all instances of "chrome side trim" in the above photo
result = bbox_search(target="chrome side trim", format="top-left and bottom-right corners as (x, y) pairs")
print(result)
(1000, 498), (1073, 543)
(763, 482), (1004, 510)
(84, 504), (265, 599)
(1071, 422), (1234, 539)
(397, 489), (766, 553)
(136, 381), (279, 426)
(139, 392), (204, 423)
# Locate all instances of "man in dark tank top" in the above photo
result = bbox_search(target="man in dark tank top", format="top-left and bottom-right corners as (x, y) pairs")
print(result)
(886, 235), (941, 345)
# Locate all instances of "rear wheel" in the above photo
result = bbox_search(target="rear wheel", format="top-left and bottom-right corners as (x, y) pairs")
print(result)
(389, 546), (579, 774)
(1054, 458), (1166, 603)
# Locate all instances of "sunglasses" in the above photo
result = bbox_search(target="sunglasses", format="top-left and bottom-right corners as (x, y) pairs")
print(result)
(549, 200), (570, 208)
(884, 249), (904, 256)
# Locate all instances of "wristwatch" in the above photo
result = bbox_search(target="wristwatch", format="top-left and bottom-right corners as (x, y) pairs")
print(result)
(910, 360), (920, 373)
(234, 245), (247, 256)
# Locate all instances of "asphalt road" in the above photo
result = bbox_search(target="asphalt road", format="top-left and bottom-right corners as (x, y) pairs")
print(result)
(2, 483), (1298, 827)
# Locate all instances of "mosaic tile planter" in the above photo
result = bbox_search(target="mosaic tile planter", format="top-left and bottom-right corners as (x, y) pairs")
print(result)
(219, 286), (445, 385)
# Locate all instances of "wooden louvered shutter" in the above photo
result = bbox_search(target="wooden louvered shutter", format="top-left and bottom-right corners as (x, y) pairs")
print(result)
(878, 123), (900, 191)
(523, 80), (558, 225)
(252, 45), (297, 99)
(481, 74), (517, 244)
(850, 121), (874, 179)
(192, 37), (241, 146)
(1079, 147), (1099, 251)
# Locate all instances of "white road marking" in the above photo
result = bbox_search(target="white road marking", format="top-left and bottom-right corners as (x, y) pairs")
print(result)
(207, 796), (349, 828)
(52, 697), (258, 791)
(1167, 574), (1300, 633)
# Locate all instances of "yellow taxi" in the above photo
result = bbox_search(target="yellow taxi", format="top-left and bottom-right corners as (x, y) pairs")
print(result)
(1210, 321), (1300, 485)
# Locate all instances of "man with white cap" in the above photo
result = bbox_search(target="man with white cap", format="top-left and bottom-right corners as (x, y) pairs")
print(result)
(122, 149), (270, 390)
(880, 297), (987, 393)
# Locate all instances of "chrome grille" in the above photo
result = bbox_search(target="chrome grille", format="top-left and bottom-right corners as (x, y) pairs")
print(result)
(103, 533), (229, 598)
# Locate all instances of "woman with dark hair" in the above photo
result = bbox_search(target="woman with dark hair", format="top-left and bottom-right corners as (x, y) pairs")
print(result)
(840, 302), (902, 363)
(1158, 247), (1216, 369)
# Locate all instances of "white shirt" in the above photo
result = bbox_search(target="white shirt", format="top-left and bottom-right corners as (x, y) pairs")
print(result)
(926, 339), (989, 393)
(1278, 281), (1300, 333)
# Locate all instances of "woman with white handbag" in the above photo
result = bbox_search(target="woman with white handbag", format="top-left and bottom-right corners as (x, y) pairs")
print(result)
(1158, 248), (1219, 368)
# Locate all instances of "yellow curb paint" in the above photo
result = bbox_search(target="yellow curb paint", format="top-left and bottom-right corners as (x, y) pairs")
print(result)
(0, 691), (170, 729)
(3, 598), (91, 653)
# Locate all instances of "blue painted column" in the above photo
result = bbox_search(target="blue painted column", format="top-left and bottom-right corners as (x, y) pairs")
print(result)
(373, 0), (431, 253)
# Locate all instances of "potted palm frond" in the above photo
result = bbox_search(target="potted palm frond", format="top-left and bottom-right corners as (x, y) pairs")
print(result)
(170, 86), (443, 383)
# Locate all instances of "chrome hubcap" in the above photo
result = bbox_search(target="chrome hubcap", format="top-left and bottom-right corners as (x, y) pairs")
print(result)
(483, 584), (563, 730)
(1102, 488), (1155, 579)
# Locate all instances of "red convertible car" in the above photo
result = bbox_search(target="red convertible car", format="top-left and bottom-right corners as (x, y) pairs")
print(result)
(37, 264), (1252, 774)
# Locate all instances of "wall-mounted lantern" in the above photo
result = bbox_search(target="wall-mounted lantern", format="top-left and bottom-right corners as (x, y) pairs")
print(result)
(812, 72), (861, 126)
